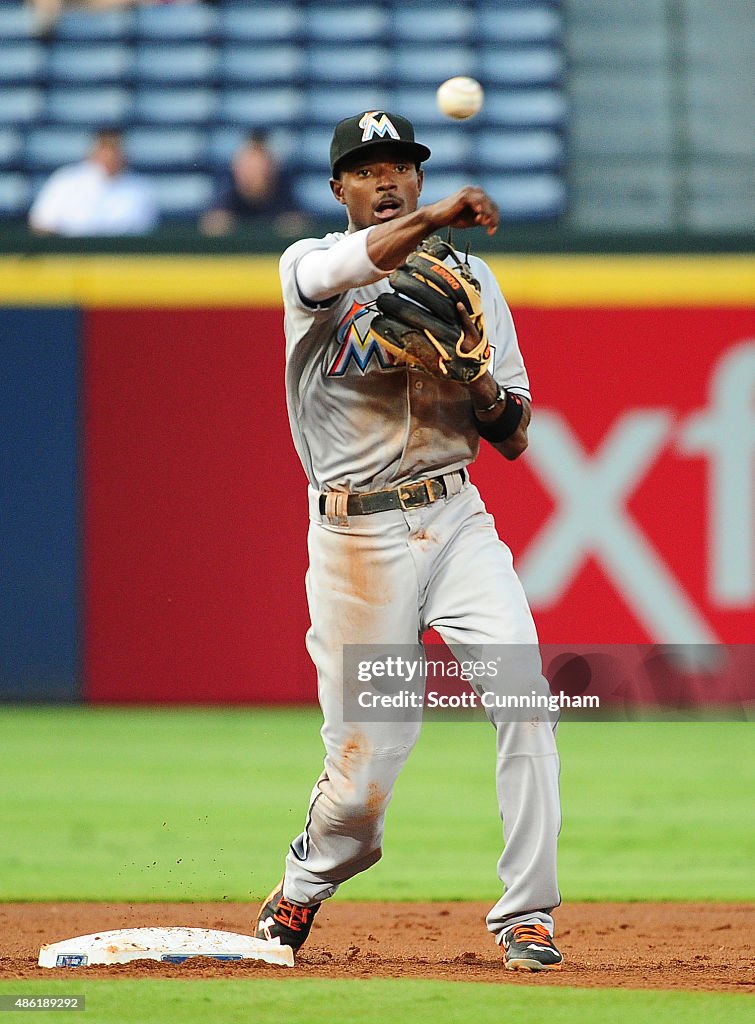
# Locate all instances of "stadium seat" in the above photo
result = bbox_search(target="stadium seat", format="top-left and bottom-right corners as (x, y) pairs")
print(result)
(483, 89), (567, 128)
(48, 44), (133, 84)
(393, 47), (476, 84)
(25, 128), (91, 170)
(46, 87), (131, 127)
(393, 7), (473, 42)
(134, 88), (217, 125)
(480, 173), (566, 219)
(0, 172), (29, 215)
(306, 6), (387, 42)
(124, 128), (207, 171)
(0, 44), (46, 84)
(412, 173), (470, 206)
(0, 128), (23, 168)
(135, 44), (219, 84)
(479, 131), (564, 170)
(389, 88), (452, 126)
(0, 88), (44, 126)
(292, 126), (330, 166)
(219, 7), (303, 42)
(135, 5), (218, 40)
(480, 6), (563, 44)
(220, 89), (303, 127)
(412, 131), (470, 170)
(308, 46), (388, 83)
(292, 174), (341, 218)
(480, 47), (563, 86)
(303, 87), (391, 125)
(149, 173), (214, 217)
(0, 7), (37, 40)
(54, 10), (135, 41)
(220, 46), (304, 84)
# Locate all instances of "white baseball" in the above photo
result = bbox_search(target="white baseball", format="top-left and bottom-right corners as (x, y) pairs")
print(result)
(436, 77), (484, 120)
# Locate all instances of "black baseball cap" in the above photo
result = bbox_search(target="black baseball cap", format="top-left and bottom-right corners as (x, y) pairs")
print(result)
(330, 111), (432, 177)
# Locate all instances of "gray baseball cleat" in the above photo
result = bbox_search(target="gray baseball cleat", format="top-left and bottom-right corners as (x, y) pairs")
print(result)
(502, 923), (563, 971)
(254, 880), (321, 954)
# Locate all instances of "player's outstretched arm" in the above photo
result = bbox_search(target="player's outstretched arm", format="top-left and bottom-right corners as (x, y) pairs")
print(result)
(367, 187), (499, 272)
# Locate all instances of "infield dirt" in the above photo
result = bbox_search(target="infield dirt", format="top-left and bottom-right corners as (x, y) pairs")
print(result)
(1, 902), (752, 992)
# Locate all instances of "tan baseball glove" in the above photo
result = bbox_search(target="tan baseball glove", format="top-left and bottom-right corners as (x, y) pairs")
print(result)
(369, 236), (490, 384)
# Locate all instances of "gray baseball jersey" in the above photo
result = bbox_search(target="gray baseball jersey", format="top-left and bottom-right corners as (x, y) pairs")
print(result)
(280, 231), (531, 492)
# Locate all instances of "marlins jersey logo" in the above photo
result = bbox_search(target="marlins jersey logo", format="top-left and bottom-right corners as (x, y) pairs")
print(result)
(359, 111), (400, 143)
(326, 301), (395, 377)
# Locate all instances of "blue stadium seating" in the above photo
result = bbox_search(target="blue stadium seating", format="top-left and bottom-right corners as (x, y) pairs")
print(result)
(480, 48), (564, 86)
(220, 45), (304, 84)
(124, 127), (208, 171)
(0, 0), (568, 222)
(0, 172), (29, 215)
(0, 88), (44, 125)
(404, 173), (470, 206)
(308, 47), (388, 84)
(220, 88), (302, 127)
(0, 6), (40, 39)
(480, 172), (566, 219)
(303, 87), (391, 125)
(135, 44), (219, 84)
(219, 7), (302, 42)
(46, 87), (131, 127)
(134, 88), (217, 125)
(479, 131), (564, 170)
(393, 8), (475, 43)
(48, 44), (133, 84)
(306, 6), (388, 42)
(480, 6), (563, 43)
(393, 47), (477, 84)
(55, 9), (135, 40)
(135, 4), (218, 40)
(25, 128), (91, 170)
(0, 43), (46, 84)
(0, 128), (24, 168)
(149, 172), (214, 215)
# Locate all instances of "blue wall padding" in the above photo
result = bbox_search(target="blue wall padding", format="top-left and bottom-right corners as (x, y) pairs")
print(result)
(0, 308), (81, 700)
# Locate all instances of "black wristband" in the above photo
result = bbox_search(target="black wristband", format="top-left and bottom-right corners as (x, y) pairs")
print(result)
(473, 390), (525, 443)
(473, 382), (506, 415)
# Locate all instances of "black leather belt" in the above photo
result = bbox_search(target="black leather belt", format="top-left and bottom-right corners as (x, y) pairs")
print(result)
(319, 469), (466, 517)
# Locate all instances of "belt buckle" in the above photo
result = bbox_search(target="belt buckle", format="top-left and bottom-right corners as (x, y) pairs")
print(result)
(398, 479), (438, 510)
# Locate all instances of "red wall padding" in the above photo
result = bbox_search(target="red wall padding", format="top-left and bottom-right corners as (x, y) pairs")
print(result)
(84, 306), (754, 702)
(84, 309), (312, 702)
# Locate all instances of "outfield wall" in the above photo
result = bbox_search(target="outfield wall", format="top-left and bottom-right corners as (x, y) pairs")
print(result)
(1, 256), (752, 702)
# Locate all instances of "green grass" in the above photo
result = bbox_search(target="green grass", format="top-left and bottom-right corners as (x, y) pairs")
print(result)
(0, 708), (752, 902)
(0, 979), (751, 1024)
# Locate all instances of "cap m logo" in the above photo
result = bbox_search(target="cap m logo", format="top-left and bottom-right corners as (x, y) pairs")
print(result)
(359, 112), (400, 142)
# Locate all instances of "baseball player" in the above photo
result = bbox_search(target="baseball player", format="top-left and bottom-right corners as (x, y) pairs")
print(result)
(255, 111), (562, 972)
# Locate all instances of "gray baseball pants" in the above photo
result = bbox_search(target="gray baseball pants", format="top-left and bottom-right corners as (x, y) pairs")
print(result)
(282, 477), (561, 940)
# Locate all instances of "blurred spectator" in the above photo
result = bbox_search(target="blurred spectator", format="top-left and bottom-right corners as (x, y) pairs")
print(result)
(28, 129), (159, 236)
(199, 132), (306, 237)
